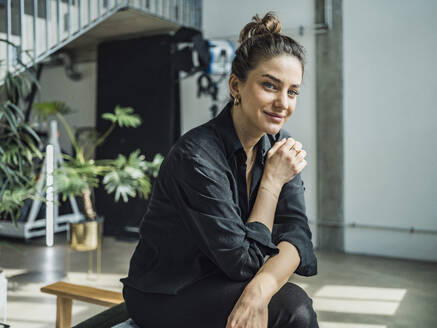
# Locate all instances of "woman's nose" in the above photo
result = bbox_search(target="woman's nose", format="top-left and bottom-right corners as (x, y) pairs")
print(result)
(274, 91), (288, 109)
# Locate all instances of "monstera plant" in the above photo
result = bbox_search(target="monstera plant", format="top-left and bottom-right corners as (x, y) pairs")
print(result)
(33, 102), (163, 222)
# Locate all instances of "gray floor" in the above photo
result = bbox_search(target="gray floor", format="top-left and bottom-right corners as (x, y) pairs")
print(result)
(0, 234), (436, 328)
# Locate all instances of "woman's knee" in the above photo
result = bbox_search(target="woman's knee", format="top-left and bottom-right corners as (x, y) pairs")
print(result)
(292, 298), (317, 327)
(269, 283), (318, 328)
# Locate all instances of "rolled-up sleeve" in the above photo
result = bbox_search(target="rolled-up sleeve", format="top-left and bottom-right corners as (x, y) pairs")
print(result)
(167, 151), (279, 282)
(272, 173), (317, 276)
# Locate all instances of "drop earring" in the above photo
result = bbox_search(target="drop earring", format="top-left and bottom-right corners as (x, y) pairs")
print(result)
(234, 95), (241, 106)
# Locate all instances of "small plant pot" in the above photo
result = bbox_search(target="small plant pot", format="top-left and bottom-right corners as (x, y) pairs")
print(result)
(69, 217), (104, 252)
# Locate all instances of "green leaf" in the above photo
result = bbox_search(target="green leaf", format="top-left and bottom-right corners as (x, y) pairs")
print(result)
(0, 185), (36, 222)
(21, 123), (42, 146)
(33, 101), (75, 120)
(101, 105), (142, 128)
(99, 150), (162, 203)
(101, 113), (117, 122)
(137, 177), (152, 200)
(145, 153), (165, 178)
(3, 106), (19, 135)
(6, 101), (25, 121)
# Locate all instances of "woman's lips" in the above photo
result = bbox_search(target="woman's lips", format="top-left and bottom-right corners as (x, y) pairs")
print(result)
(264, 111), (284, 123)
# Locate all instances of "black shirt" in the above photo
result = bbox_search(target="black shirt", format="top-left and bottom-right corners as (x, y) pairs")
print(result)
(121, 102), (317, 295)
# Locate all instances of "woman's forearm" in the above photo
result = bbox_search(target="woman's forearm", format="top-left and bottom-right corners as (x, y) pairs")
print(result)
(246, 173), (282, 232)
(243, 241), (301, 303)
(245, 170), (301, 302)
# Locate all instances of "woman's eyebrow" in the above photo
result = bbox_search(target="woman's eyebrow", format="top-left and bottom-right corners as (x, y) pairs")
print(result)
(261, 74), (301, 88)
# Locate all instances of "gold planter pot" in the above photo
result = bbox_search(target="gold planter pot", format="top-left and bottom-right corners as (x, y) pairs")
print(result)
(67, 218), (104, 276)
(69, 219), (103, 252)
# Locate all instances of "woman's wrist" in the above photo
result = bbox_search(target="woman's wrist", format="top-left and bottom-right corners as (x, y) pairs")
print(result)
(260, 174), (282, 199)
(244, 272), (279, 305)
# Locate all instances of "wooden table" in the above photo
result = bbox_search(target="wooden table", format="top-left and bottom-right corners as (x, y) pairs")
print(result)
(41, 281), (124, 328)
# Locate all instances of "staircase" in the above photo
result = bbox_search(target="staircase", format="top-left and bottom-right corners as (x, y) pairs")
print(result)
(0, 0), (202, 79)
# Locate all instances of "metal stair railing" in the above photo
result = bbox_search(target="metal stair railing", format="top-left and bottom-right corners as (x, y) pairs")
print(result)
(0, 0), (202, 80)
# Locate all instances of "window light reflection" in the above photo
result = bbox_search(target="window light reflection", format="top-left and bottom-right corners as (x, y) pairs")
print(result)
(313, 285), (407, 316)
(320, 322), (387, 328)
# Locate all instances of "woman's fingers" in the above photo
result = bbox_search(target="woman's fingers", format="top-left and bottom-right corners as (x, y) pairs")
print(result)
(296, 159), (308, 172)
(291, 141), (302, 151)
(296, 149), (307, 161)
(226, 301), (268, 328)
(289, 141), (302, 157)
(270, 137), (305, 158)
(264, 137), (308, 185)
(282, 137), (296, 151)
(267, 137), (287, 157)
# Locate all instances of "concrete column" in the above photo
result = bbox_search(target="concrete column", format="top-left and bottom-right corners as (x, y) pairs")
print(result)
(315, 0), (344, 251)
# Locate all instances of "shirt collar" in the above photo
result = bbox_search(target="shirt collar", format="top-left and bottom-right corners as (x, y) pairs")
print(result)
(211, 102), (271, 164)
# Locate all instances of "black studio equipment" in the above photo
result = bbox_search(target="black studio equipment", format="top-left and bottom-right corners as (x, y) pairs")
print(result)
(95, 28), (234, 239)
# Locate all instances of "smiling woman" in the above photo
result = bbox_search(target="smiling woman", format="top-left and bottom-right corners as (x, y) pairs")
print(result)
(121, 12), (318, 328)
(229, 55), (303, 137)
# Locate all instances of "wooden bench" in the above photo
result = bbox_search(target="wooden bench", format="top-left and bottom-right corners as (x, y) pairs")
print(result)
(41, 281), (124, 328)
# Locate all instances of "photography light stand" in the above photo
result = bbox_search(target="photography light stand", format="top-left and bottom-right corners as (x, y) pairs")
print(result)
(45, 120), (84, 246)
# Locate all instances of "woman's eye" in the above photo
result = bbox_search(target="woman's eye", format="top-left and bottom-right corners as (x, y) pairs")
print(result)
(263, 82), (276, 89)
(288, 90), (299, 97)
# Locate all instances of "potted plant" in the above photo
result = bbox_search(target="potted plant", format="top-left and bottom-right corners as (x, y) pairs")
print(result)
(33, 101), (163, 251)
(0, 40), (43, 227)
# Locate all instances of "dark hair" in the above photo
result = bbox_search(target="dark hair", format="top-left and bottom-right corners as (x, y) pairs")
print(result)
(231, 12), (306, 84)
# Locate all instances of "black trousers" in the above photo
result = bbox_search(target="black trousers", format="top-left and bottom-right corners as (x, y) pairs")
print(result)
(123, 272), (319, 328)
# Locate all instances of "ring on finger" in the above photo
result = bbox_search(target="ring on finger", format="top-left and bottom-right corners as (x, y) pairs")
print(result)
(290, 144), (301, 155)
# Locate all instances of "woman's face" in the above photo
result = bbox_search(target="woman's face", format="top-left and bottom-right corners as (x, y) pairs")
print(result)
(231, 54), (303, 136)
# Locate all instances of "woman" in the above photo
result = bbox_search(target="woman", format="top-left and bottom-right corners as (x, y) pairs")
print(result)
(121, 12), (318, 328)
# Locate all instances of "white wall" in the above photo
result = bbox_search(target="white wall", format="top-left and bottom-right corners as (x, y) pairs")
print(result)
(36, 62), (97, 154)
(180, 0), (318, 244)
(343, 0), (437, 261)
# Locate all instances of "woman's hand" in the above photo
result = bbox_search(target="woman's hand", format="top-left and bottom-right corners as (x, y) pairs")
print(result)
(262, 137), (307, 189)
(226, 288), (269, 328)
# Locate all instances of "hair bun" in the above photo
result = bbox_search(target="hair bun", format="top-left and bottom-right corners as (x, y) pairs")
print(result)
(239, 12), (282, 43)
